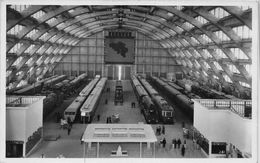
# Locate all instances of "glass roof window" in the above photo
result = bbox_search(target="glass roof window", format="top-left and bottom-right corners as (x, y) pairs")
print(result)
(201, 34), (213, 44)
(215, 49), (228, 58)
(239, 81), (250, 88)
(24, 44), (35, 54)
(31, 10), (46, 19)
(223, 74), (232, 83)
(202, 49), (213, 58)
(204, 61), (211, 69)
(195, 16), (209, 25)
(214, 30), (231, 41)
(39, 32), (49, 41)
(175, 6), (184, 10)
(25, 29), (38, 39)
(25, 57), (33, 65)
(45, 46), (53, 54)
(233, 26), (252, 39)
(230, 48), (249, 60)
(193, 50), (202, 58)
(213, 75), (219, 79)
(7, 24), (24, 35)
(214, 61), (223, 71)
(244, 64), (251, 76)
(240, 6), (251, 11)
(191, 37), (199, 45)
(202, 71), (208, 77)
(46, 17), (57, 25)
(9, 43), (23, 53)
(6, 70), (12, 77)
(12, 56), (23, 66)
(36, 46), (45, 53)
(228, 64), (240, 74)
(194, 60), (201, 69)
(183, 22), (194, 30)
(209, 7), (230, 19)
(49, 35), (57, 43)
(10, 5), (30, 12)
(57, 23), (65, 30)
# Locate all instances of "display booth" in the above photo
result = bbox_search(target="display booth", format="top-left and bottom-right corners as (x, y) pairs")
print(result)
(81, 123), (157, 158)
(6, 96), (45, 157)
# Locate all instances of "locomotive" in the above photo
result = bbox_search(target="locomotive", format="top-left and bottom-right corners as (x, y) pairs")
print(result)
(114, 80), (123, 105)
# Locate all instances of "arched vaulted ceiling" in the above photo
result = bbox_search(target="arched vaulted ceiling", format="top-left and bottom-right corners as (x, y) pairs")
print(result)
(6, 5), (252, 92)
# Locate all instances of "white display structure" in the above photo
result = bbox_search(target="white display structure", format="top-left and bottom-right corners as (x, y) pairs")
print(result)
(6, 96), (45, 157)
(193, 99), (252, 158)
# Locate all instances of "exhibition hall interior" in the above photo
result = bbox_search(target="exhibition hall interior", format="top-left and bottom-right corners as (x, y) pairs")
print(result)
(2, 2), (258, 161)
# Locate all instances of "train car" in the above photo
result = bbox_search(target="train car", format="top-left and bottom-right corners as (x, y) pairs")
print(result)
(114, 80), (123, 105)
(64, 96), (86, 122)
(69, 73), (88, 89)
(150, 76), (194, 121)
(137, 76), (174, 124)
(42, 92), (58, 119)
(44, 75), (67, 88)
(14, 82), (43, 95)
(80, 78), (107, 123)
(131, 75), (159, 124)
(142, 96), (159, 124)
(63, 76), (101, 122)
(79, 75), (100, 97)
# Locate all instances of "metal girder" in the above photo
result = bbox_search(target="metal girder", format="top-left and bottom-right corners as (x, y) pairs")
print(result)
(222, 6), (252, 29)
(7, 5), (45, 31)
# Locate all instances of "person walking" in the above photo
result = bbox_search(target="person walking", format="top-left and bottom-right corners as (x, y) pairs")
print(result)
(67, 124), (71, 135)
(181, 144), (185, 156)
(162, 138), (166, 148)
(173, 139), (177, 149)
(162, 125), (165, 135)
(158, 126), (161, 135)
(177, 139), (181, 149)
(97, 114), (100, 121)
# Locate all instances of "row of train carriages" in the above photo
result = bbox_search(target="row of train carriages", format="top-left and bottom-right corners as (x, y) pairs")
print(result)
(148, 76), (241, 121)
(7, 73), (88, 120)
(64, 75), (107, 124)
(131, 75), (175, 124)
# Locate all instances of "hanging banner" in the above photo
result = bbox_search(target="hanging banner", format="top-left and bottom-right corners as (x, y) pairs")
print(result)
(104, 38), (135, 64)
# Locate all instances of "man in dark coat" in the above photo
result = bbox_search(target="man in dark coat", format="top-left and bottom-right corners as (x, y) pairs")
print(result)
(177, 138), (181, 148)
(67, 125), (71, 135)
(162, 138), (166, 148)
(173, 139), (177, 149)
(181, 144), (185, 156)
(162, 125), (165, 135)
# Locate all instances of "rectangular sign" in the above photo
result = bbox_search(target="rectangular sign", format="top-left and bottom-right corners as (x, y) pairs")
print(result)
(104, 38), (135, 64)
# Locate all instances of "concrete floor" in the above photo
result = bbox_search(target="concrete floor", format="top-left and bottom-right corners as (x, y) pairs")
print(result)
(28, 80), (206, 158)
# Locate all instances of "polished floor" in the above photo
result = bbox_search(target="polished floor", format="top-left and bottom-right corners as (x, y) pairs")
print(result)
(28, 80), (206, 158)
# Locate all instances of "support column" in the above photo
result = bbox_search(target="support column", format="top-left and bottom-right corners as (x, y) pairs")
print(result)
(147, 142), (151, 149)
(83, 142), (86, 158)
(153, 142), (155, 158)
(88, 142), (92, 148)
(97, 142), (100, 158)
(140, 142), (142, 158)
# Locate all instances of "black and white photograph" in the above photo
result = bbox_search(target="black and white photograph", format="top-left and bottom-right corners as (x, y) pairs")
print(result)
(0, 0), (259, 163)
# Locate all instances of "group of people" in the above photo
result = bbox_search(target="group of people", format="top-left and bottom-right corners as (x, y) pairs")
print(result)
(106, 116), (112, 123)
(60, 117), (73, 135)
(172, 139), (187, 156)
(156, 125), (165, 135)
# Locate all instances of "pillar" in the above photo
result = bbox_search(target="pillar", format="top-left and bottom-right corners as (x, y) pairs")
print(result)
(97, 142), (99, 158)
